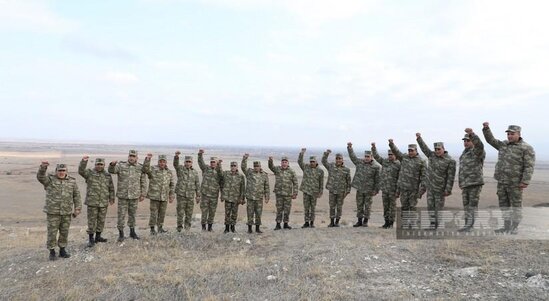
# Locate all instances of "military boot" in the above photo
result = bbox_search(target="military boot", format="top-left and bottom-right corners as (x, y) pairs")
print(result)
(177, 225), (183, 233)
(201, 224), (207, 231)
(274, 223), (281, 230)
(207, 224), (213, 232)
(158, 226), (168, 234)
(248, 225), (253, 234)
(310, 221), (315, 228)
(353, 218), (363, 227)
(256, 225), (263, 233)
(87, 234), (95, 248)
(49, 249), (56, 261)
(495, 220), (511, 234)
(381, 219), (389, 229)
(129, 228), (140, 240)
(387, 221), (394, 228)
(59, 247), (70, 259)
(117, 230), (125, 242)
(231, 225), (236, 233)
(302, 222), (310, 228)
(95, 232), (107, 243)
(334, 218), (340, 227)
(224, 224), (230, 233)
(510, 222), (520, 235)
(362, 219), (369, 227)
(150, 226), (157, 235)
(328, 218), (335, 227)
(283, 223), (292, 229)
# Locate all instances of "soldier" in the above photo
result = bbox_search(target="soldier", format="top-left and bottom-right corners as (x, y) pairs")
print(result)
(322, 150), (352, 227)
(347, 142), (381, 227)
(298, 148), (324, 228)
(108, 150), (147, 242)
(37, 162), (81, 261)
(389, 140), (426, 229)
(483, 123), (535, 234)
(198, 149), (223, 231)
(416, 133), (457, 229)
(458, 128), (486, 232)
(173, 152), (201, 231)
(242, 154), (270, 233)
(78, 156), (115, 247)
(371, 142), (401, 229)
(268, 156), (299, 230)
(220, 161), (246, 233)
(143, 154), (175, 235)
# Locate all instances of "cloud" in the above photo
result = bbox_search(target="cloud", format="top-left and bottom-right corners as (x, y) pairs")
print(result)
(62, 36), (137, 61)
(0, 0), (75, 33)
(103, 72), (140, 85)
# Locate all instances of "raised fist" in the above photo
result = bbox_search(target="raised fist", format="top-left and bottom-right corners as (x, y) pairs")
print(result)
(416, 133), (421, 138)
(371, 142), (376, 147)
(465, 128), (473, 134)
(198, 149), (204, 154)
(300, 148), (306, 153)
(243, 153), (249, 159)
(326, 149), (332, 154)
(347, 142), (352, 147)
(146, 153), (153, 159)
(483, 122), (489, 128)
(40, 161), (49, 168)
(82, 156), (89, 161)
(388, 139), (393, 144)
(175, 151), (181, 156)
(268, 156), (273, 160)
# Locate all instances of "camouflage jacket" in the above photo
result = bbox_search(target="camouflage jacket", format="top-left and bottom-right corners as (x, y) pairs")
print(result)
(173, 156), (201, 198)
(108, 161), (147, 199)
(268, 159), (298, 197)
(371, 146), (401, 193)
(459, 133), (486, 188)
(348, 146), (381, 193)
(417, 137), (457, 195)
(78, 160), (115, 207)
(389, 142), (426, 194)
(198, 153), (223, 198)
(37, 166), (82, 215)
(221, 170), (246, 203)
(143, 158), (175, 201)
(483, 127), (536, 185)
(241, 158), (270, 200)
(321, 153), (352, 194)
(298, 152), (324, 197)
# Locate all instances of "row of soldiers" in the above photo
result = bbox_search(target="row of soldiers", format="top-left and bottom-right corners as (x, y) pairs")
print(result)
(38, 122), (535, 260)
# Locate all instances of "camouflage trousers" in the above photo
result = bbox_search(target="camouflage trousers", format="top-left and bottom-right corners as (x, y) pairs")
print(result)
(356, 191), (374, 219)
(149, 199), (168, 227)
(87, 206), (108, 235)
(303, 193), (317, 222)
(246, 199), (263, 225)
(329, 192), (345, 219)
(224, 201), (239, 225)
(427, 191), (445, 224)
(382, 191), (397, 222)
(497, 183), (523, 224)
(46, 214), (71, 249)
(399, 190), (419, 228)
(117, 198), (138, 231)
(177, 195), (194, 229)
(462, 185), (482, 226)
(200, 195), (218, 224)
(275, 195), (292, 223)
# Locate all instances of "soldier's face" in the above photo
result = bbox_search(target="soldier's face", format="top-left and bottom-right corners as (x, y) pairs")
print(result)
(95, 163), (104, 172)
(463, 139), (473, 148)
(231, 165), (238, 172)
(254, 165), (261, 172)
(210, 161), (217, 168)
(388, 154), (395, 161)
(336, 157), (343, 165)
(184, 160), (192, 168)
(310, 161), (317, 167)
(128, 155), (137, 164)
(364, 155), (372, 163)
(507, 131), (520, 143)
(56, 169), (67, 178)
(158, 160), (167, 169)
(281, 160), (289, 168)
(434, 147), (445, 157)
(407, 149), (417, 157)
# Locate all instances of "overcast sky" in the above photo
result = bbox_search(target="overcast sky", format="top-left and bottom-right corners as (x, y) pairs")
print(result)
(1, 0), (548, 158)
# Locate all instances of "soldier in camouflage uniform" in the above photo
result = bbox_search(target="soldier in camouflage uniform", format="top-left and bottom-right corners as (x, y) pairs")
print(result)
(298, 149), (324, 228)
(458, 128), (486, 232)
(220, 162), (246, 233)
(322, 150), (352, 227)
(108, 150), (147, 241)
(371, 142), (401, 229)
(173, 152), (201, 231)
(37, 162), (81, 261)
(347, 143), (381, 227)
(198, 149), (223, 231)
(78, 156), (114, 247)
(416, 133), (457, 229)
(242, 154), (270, 233)
(143, 154), (175, 235)
(483, 123), (535, 234)
(269, 156), (299, 230)
(389, 140), (426, 229)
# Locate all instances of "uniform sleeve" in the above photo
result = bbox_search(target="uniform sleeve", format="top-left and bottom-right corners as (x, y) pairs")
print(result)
(240, 174), (246, 200)
(173, 155), (180, 169)
(241, 157), (247, 173)
(292, 170), (298, 195)
(268, 158), (277, 174)
(445, 159), (457, 195)
(263, 173), (270, 199)
(298, 152), (305, 170)
(322, 152), (330, 170)
(521, 145), (536, 185)
(169, 172), (175, 198)
(418, 160), (426, 193)
(198, 153), (207, 171)
(194, 172), (201, 197)
(37, 166), (51, 187)
(417, 136), (433, 158)
(318, 169), (325, 194)
(371, 145), (384, 164)
(470, 133), (486, 160)
(142, 157), (153, 178)
(482, 127), (504, 150)
(345, 169), (352, 194)
(389, 142), (403, 161)
(108, 162), (120, 174)
(347, 146), (359, 165)
(140, 172), (148, 196)
(108, 175), (115, 200)
(73, 181), (82, 210)
(374, 166), (381, 194)
(78, 160), (90, 179)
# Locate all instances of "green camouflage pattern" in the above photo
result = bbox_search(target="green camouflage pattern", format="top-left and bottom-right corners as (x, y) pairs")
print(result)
(356, 192), (374, 219)
(497, 183), (523, 223)
(417, 137), (457, 195)
(87, 206), (107, 235)
(176, 195), (194, 229)
(298, 152), (324, 196)
(371, 145), (401, 193)
(221, 170), (246, 203)
(241, 157), (270, 200)
(347, 146), (381, 193)
(328, 192), (345, 219)
(198, 153), (223, 198)
(149, 199), (168, 227)
(302, 193), (317, 222)
(458, 133), (486, 188)
(322, 152), (351, 194)
(46, 214), (71, 249)
(200, 195), (218, 224)
(381, 191), (397, 222)
(108, 161), (147, 199)
(268, 159), (299, 197)
(143, 158), (175, 201)
(389, 142), (426, 194)
(37, 166), (82, 215)
(246, 199), (263, 225)
(78, 160), (115, 207)
(275, 195), (292, 223)
(224, 201), (240, 225)
(462, 185), (481, 226)
(117, 198), (138, 230)
(173, 155), (201, 198)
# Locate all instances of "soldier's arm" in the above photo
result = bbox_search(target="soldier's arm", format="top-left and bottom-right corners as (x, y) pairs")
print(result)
(482, 126), (504, 150)
(470, 132), (486, 160)
(318, 169), (325, 196)
(140, 172), (148, 198)
(108, 162), (120, 174)
(371, 144), (383, 164)
(73, 182), (82, 211)
(173, 155), (180, 169)
(389, 141), (404, 161)
(194, 173), (201, 198)
(169, 173), (176, 198)
(142, 157), (153, 178)
(416, 136), (433, 157)
(345, 170), (352, 194)
(347, 145), (359, 165)
(268, 158), (277, 174)
(521, 145), (536, 185)
(374, 166), (381, 194)
(108, 175), (115, 201)
(292, 170), (298, 195)
(198, 152), (207, 171)
(418, 160), (427, 195)
(445, 159), (457, 195)
(298, 151), (305, 171)
(78, 160), (90, 179)
(322, 152), (330, 170)
(263, 173), (270, 200)
(241, 156), (247, 173)
(240, 174), (246, 201)
(37, 164), (51, 187)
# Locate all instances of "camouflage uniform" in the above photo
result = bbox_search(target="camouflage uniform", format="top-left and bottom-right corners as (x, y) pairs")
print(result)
(242, 158), (270, 226)
(483, 125), (535, 230)
(268, 158), (299, 224)
(298, 152), (324, 224)
(322, 152), (352, 220)
(417, 138), (457, 227)
(37, 165), (82, 250)
(174, 155), (201, 229)
(348, 147), (381, 221)
(198, 153), (223, 225)
(389, 142), (426, 228)
(458, 133), (486, 228)
(143, 156), (175, 228)
(372, 146), (401, 224)
(221, 167), (246, 226)
(78, 159), (114, 235)
(108, 157), (147, 231)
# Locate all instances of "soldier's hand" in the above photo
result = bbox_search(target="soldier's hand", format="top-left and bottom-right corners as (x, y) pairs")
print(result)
(139, 195), (145, 202)
(416, 133), (421, 138)
(146, 153), (153, 159)
(265, 198), (269, 204)
(347, 142), (352, 147)
(300, 148), (306, 153)
(443, 192), (450, 197)
(196, 196), (201, 204)
(110, 160), (118, 166)
(292, 193), (297, 199)
(220, 198), (224, 203)
(243, 153), (249, 159)
(388, 139), (393, 144)
(483, 122), (489, 128)
(169, 196), (175, 203)
(465, 128), (473, 134)
(72, 208), (81, 217)
(82, 156), (89, 161)
(241, 199), (246, 205)
(371, 142), (376, 147)
(395, 192), (400, 198)
(519, 183), (529, 190)
(218, 159), (223, 164)
(40, 161), (49, 168)
(268, 156), (273, 160)
(317, 192), (323, 199)
(372, 192), (378, 196)
(175, 151), (181, 156)
(326, 149), (332, 154)
(109, 199), (115, 205)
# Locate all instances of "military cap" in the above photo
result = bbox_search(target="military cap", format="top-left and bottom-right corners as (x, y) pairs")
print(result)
(128, 150), (138, 156)
(184, 156), (193, 161)
(408, 144), (417, 150)
(335, 153), (343, 158)
(388, 150), (394, 155)
(158, 155), (167, 161)
(253, 161), (261, 166)
(95, 158), (105, 164)
(56, 163), (67, 171)
(462, 134), (471, 141)
(364, 150), (372, 156)
(309, 156), (317, 161)
(230, 161), (238, 166)
(210, 157), (218, 161)
(281, 156), (289, 161)
(434, 142), (445, 149)
(505, 125), (521, 133)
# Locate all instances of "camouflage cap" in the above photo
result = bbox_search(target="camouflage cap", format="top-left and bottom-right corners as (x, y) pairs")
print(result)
(253, 161), (261, 166)
(95, 158), (105, 164)
(56, 163), (67, 171)
(462, 134), (471, 141)
(505, 125), (522, 133)
(434, 142), (445, 149)
(210, 157), (218, 162)
(230, 161), (238, 166)
(128, 150), (138, 156)
(335, 153), (343, 158)
(309, 156), (317, 162)
(184, 156), (193, 161)
(408, 144), (417, 150)
(158, 155), (167, 161)
(281, 156), (289, 161)
(364, 150), (372, 156)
